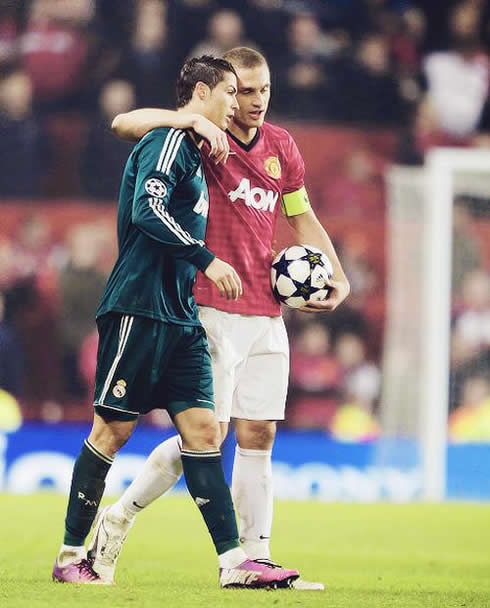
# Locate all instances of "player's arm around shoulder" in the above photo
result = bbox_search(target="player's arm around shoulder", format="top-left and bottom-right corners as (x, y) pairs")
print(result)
(286, 207), (350, 313)
(112, 109), (229, 164)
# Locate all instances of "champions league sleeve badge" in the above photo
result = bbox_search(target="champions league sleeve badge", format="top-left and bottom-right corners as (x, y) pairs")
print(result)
(145, 177), (168, 198)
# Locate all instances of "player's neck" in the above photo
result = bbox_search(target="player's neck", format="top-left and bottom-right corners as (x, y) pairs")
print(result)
(228, 123), (258, 146)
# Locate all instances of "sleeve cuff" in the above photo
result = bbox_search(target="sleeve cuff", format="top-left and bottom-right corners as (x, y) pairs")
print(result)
(187, 246), (216, 272)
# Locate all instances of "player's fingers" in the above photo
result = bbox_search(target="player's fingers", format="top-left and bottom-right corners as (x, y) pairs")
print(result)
(221, 276), (235, 300)
(297, 306), (323, 314)
(301, 298), (336, 312)
(299, 304), (327, 313)
(221, 144), (230, 164)
(226, 272), (242, 300)
(299, 301), (336, 313)
(232, 270), (243, 297)
(215, 279), (226, 298)
(231, 278), (239, 300)
(214, 147), (227, 165)
(300, 306), (333, 313)
(221, 135), (230, 163)
(215, 136), (229, 165)
(304, 298), (332, 308)
(208, 137), (218, 158)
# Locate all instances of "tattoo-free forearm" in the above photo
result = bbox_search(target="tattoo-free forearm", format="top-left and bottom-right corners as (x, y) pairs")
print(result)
(287, 209), (348, 283)
(112, 109), (198, 142)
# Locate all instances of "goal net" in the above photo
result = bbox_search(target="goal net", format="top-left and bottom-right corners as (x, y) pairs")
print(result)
(379, 148), (490, 500)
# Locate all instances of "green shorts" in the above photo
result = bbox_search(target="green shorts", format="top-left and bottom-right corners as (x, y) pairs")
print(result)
(93, 313), (214, 421)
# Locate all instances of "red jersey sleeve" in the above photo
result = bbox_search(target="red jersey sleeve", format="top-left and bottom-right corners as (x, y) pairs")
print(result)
(282, 133), (305, 194)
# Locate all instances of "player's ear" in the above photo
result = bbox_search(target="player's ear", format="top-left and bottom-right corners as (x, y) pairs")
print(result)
(195, 81), (210, 101)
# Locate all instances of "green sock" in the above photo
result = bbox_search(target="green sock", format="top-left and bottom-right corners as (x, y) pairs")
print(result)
(181, 449), (240, 555)
(63, 439), (113, 546)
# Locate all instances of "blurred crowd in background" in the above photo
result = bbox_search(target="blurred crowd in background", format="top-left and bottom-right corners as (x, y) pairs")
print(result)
(0, 0), (490, 197)
(0, 0), (489, 441)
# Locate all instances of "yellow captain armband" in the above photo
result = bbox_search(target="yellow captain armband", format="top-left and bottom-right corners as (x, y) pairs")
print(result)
(281, 186), (311, 217)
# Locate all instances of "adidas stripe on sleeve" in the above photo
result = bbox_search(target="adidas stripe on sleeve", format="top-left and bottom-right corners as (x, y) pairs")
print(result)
(132, 128), (215, 271)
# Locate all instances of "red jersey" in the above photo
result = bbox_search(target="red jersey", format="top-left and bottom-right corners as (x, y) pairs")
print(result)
(194, 121), (305, 316)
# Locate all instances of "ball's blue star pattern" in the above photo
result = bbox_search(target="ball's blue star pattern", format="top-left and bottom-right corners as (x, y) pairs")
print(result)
(271, 254), (291, 277)
(272, 248), (329, 303)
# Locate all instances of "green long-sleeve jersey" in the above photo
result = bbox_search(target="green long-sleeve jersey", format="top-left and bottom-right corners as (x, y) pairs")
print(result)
(97, 127), (215, 325)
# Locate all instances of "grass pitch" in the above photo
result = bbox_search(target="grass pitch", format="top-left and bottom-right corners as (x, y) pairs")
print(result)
(1, 495), (489, 608)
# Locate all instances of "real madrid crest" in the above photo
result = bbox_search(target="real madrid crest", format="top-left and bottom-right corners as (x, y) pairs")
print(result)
(264, 156), (281, 179)
(112, 379), (127, 399)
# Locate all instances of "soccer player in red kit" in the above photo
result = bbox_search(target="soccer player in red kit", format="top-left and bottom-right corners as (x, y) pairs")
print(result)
(89, 48), (350, 589)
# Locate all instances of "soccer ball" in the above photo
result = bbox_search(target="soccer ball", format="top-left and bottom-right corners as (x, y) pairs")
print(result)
(271, 244), (333, 309)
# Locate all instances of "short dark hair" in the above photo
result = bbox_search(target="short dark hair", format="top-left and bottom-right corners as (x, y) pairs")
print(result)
(176, 55), (237, 108)
(223, 47), (268, 70)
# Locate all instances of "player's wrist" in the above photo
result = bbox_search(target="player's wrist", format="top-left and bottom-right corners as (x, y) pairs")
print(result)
(190, 247), (216, 272)
(189, 113), (203, 130)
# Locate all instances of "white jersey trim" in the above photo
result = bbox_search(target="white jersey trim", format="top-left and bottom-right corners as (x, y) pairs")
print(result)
(156, 128), (185, 174)
(149, 198), (205, 247)
(96, 315), (134, 405)
(162, 131), (186, 175)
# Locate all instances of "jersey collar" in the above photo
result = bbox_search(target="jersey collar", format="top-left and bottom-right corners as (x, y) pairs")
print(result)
(226, 127), (261, 152)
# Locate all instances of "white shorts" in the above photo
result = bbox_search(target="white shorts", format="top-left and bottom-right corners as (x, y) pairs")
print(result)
(198, 306), (289, 423)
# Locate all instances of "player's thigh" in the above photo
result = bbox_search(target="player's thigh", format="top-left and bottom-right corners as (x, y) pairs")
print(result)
(93, 313), (161, 421)
(160, 325), (216, 420)
(233, 316), (289, 421)
(198, 306), (243, 423)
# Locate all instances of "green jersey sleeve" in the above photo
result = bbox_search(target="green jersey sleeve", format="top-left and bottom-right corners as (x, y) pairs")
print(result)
(132, 129), (215, 272)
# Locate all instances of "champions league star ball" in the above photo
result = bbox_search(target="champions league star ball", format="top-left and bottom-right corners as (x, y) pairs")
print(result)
(271, 244), (333, 309)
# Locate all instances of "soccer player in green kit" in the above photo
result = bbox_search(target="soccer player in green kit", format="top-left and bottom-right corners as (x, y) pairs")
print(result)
(52, 55), (299, 589)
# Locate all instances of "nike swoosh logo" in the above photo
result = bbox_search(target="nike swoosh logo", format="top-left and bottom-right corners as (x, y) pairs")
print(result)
(259, 535), (270, 540)
(132, 501), (145, 509)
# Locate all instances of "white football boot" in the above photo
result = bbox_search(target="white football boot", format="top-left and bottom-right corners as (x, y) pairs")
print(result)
(87, 505), (134, 583)
(290, 578), (325, 591)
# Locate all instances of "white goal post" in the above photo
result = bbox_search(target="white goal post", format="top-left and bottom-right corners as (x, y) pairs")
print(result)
(383, 148), (490, 501)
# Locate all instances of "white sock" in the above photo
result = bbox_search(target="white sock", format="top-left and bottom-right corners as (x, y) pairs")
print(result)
(231, 446), (273, 560)
(218, 546), (248, 569)
(110, 435), (183, 521)
(57, 544), (86, 567)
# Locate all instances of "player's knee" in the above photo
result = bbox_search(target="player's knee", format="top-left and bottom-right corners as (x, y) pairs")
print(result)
(236, 420), (276, 450)
(89, 417), (135, 457)
(88, 432), (127, 458)
(181, 419), (220, 451)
